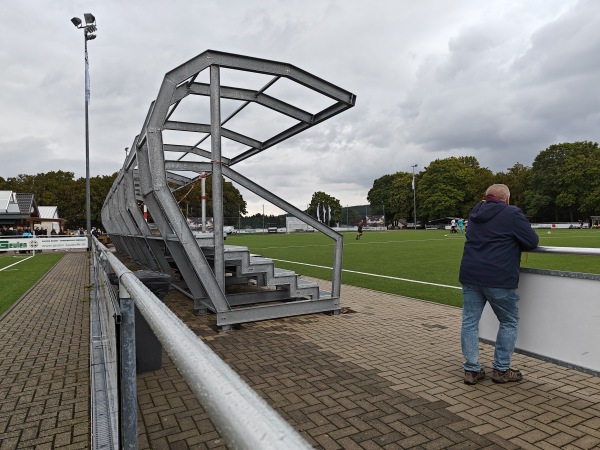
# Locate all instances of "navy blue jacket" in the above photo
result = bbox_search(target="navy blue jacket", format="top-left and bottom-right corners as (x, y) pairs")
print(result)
(459, 197), (539, 289)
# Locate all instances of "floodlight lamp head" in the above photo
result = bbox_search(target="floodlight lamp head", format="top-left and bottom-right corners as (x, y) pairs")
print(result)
(84, 13), (96, 25)
(71, 17), (82, 27)
(86, 34), (97, 41)
(86, 25), (97, 33)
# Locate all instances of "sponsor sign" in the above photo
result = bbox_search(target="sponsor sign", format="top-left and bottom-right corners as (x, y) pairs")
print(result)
(0, 237), (88, 251)
(366, 215), (385, 227)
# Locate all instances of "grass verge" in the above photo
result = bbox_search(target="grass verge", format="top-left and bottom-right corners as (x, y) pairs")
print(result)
(0, 252), (64, 316)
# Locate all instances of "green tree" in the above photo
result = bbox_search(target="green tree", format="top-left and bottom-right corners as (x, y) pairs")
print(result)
(172, 175), (247, 226)
(367, 172), (416, 227)
(367, 174), (396, 225)
(390, 172), (415, 225)
(340, 206), (363, 227)
(556, 142), (600, 220)
(91, 174), (118, 229)
(417, 156), (493, 221)
(308, 191), (342, 226)
(494, 163), (530, 209)
(525, 141), (600, 221)
(2, 171), (93, 230)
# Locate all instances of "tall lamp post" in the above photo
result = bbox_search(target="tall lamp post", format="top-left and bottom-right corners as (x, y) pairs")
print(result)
(411, 164), (418, 230)
(71, 13), (97, 247)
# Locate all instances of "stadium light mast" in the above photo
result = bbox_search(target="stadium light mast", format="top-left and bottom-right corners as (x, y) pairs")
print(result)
(71, 13), (97, 247)
(411, 164), (418, 230)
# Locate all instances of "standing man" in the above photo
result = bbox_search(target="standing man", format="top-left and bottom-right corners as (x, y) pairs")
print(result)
(459, 184), (538, 385)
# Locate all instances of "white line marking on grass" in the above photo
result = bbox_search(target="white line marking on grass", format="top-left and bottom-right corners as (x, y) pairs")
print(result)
(271, 258), (462, 290)
(256, 237), (464, 250)
(542, 234), (600, 239)
(0, 255), (34, 272)
(258, 244), (333, 250)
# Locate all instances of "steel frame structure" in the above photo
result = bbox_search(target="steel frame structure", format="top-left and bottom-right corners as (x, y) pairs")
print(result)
(101, 50), (356, 328)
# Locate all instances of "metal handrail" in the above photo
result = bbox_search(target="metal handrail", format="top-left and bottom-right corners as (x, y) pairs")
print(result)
(532, 245), (600, 256)
(92, 237), (311, 449)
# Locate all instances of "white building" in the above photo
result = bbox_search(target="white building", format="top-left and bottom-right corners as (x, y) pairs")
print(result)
(37, 206), (61, 234)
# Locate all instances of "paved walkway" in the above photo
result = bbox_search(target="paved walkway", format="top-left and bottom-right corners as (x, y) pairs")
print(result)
(1, 252), (600, 449)
(0, 252), (90, 449)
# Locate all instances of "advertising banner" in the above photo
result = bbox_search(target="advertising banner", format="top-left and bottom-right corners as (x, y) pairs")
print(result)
(366, 215), (385, 227)
(0, 237), (88, 251)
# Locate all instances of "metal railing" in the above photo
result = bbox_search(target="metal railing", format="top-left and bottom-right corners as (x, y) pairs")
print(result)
(479, 244), (600, 375)
(531, 245), (600, 256)
(90, 237), (312, 449)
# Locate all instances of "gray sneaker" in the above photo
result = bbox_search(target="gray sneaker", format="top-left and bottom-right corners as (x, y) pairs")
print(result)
(492, 368), (522, 384)
(464, 369), (486, 385)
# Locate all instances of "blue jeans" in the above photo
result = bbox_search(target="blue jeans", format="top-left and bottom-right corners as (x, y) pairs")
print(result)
(461, 283), (520, 373)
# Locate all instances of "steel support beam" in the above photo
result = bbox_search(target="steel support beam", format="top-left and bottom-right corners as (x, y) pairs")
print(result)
(101, 50), (355, 327)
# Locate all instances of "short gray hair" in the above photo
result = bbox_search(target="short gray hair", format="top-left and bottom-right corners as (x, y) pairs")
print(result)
(486, 184), (510, 201)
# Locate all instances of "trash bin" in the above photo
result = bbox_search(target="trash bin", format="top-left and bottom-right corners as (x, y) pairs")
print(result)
(132, 270), (171, 373)
(109, 270), (171, 373)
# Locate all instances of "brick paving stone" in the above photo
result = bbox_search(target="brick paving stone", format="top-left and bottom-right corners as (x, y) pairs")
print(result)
(3, 252), (600, 449)
(535, 442), (564, 450)
(545, 431), (578, 448)
(0, 253), (89, 450)
(569, 435), (600, 450)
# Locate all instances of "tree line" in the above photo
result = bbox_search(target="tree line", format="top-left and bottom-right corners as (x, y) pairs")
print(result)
(0, 171), (248, 230)
(0, 171), (117, 230)
(368, 141), (600, 225)
(2, 141), (597, 230)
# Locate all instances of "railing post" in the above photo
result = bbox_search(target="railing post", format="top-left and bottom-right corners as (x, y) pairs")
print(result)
(119, 279), (138, 449)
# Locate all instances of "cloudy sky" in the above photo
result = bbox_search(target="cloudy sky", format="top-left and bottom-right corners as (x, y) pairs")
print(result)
(1, 0), (598, 215)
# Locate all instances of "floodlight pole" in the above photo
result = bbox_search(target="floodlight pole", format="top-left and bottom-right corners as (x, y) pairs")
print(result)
(84, 36), (91, 247)
(411, 164), (418, 230)
(72, 14), (97, 248)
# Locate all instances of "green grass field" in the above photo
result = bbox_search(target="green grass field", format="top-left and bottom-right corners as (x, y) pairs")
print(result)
(227, 229), (600, 308)
(0, 252), (64, 316)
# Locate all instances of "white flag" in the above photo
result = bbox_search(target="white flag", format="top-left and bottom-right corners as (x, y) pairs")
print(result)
(85, 48), (91, 103)
(412, 174), (415, 191)
(323, 204), (326, 223)
(328, 205), (331, 223)
(316, 203), (320, 221)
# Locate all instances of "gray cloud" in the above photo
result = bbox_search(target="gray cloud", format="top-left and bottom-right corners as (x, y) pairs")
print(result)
(0, 0), (596, 214)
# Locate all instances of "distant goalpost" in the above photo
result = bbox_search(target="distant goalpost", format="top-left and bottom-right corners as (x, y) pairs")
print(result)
(285, 216), (314, 232)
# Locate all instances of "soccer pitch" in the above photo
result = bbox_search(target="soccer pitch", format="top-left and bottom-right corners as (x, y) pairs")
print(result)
(227, 229), (600, 308)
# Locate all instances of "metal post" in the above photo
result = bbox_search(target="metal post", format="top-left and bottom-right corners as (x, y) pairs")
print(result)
(411, 164), (418, 230)
(72, 15), (96, 248)
(84, 32), (92, 248)
(201, 175), (207, 232)
(119, 283), (138, 449)
(210, 65), (225, 290)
